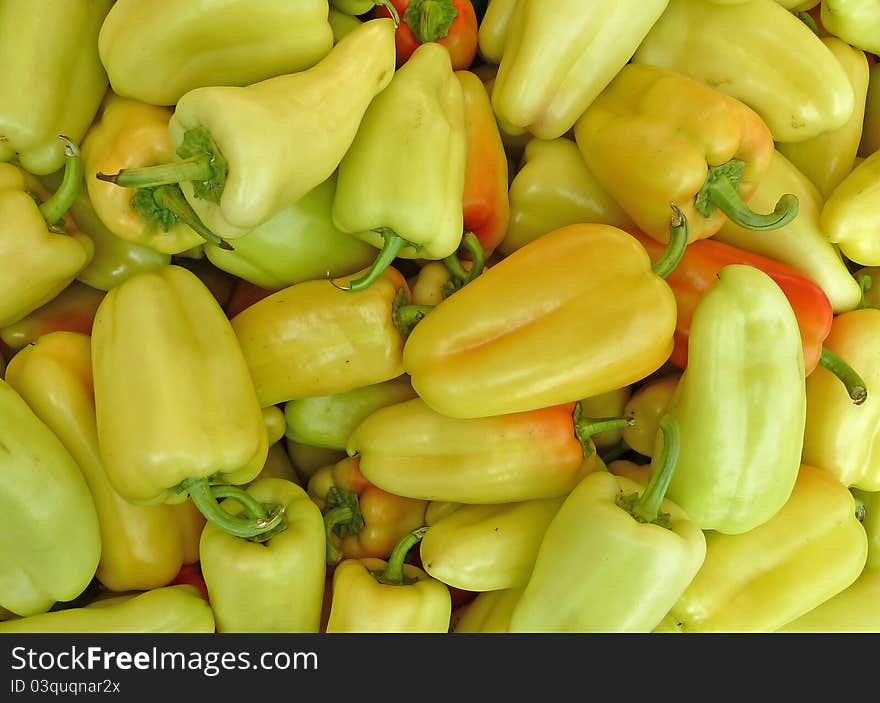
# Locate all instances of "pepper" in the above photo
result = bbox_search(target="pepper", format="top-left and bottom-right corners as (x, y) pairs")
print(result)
(509, 416), (707, 633)
(420, 498), (564, 592)
(262, 406), (287, 448)
(0, 140), (94, 328)
(477, 0), (517, 64)
(666, 464), (866, 633)
(5, 332), (205, 593)
(200, 478), (326, 632)
(331, 41), (467, 291)
(452, 587), (523, 633)
(0, 0), (113, 175)
(852, 488), (880, 570)
(329, 8), (363, 43)
(308, 456), (427, 565)
(326, 528), (452, 633)
(574, 63), (798, 245)
(802, 309), (880, 491)
(0, 585), (215, 634)
(821, 0), (880, 55)
(777, 38), (870, 198)
(491, 0), (671, 141)
(403, 222), (678, 419)
(224, 279), (274, 319)
(662, 265), (806, 534)
(632, 0), (855, 143)
(98, 0), (334, 106)
(284, 376), (418, 450)
(254, 443), (302, 487)
(622, 374), (681, 457)
(286, 441), (347, 483)
(820, 149), (880, 266)
(713, 149), (862, 314)
(0, 378), (101, 617)
(860, 62), (880, 158)
(500, 137), (633, 256)
(98, 18), (397, 242)
(203, 174), (377, 291)
(577, 387), (633, 451)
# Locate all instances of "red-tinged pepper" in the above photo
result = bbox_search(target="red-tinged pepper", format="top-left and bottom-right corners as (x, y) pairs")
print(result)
(169, 563), (210, 603)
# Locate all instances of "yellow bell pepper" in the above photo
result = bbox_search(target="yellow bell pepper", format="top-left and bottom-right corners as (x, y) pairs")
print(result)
(477, 0), (517, 64)
(820, 149), (880, 266)
(821, 0), (880, 55)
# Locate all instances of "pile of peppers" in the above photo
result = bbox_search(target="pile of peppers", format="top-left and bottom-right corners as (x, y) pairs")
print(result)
(2, 0), (880, 634)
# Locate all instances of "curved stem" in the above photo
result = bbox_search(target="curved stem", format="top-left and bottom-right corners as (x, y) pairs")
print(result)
(572, 402), (635, 458)
(857, 274), (873, 309)
(377, 0), (400, 25)
(651, 205), (689, 278)
(392, 288), (434, 338)
(323, 505), (354, 566)
(460, 232), (485, 283)
(39, 136), (82, 227)
(820, 347), (868, 405)
(343, 229), (409, 292)
(210, 485), (266, 520)
(631, 414), (680, 524)
(443, 249), (469, 282)
(373, 526), (429, 586)
(96, 154), (214, 189)
(180, 478), (286, 541)
(151, 184), (231, 249)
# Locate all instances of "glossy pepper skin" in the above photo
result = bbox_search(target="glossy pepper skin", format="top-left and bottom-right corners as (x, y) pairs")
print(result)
(632, 232), (833, 375)
(201, 478), (326, 632)
(491, 0), (670, 140)
(404, 224), (676, 418)
(714, 150), (862, 314)
(821, 149), (880, 266)
(308, 456), (427, 564)
(575, 63), (784, 245)
(477, 0), (517, 64)
(98, 0), (333, 106)
(633, 0), (855, 143)
(665, 265), (807, 534)
(622, 374), (681, 457)
(92, 265), (268, 505)
(821, 0), (880, 55)
(452, 587), (523, 633)
(803, 309), (880, 491)
(231, 267), (412, 408)
(6, 331), (205, 592)
(500, 137), (633, 256)
(0, 0), (112, 175)
(0, 585), (215, 634)
(0, 379), (101, 617)
(667, 465), (867, 633)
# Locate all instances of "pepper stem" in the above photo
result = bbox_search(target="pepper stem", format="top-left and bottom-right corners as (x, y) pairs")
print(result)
(39, 136), (82, 227)
(819, 347), (868, 405)
(210, 485), (268, 519)
(630, 414), (680, 524)
(340, 228), (410, 292)
(322, 487), (365, 565)
(377, 0), (400, 25)
(392, 288), (434, 338)
(373, 526), (429, 586)
(443, 232), (485, 296)
(695, 159), (799, 231)
(572, 402), (635, 457)
(96, 154), (214, 189)
(651, 205), (689, 278)
(857, 274), (873, 309)
(404, 0), (459, 42)
(324, 506), (354, 566)
(855, 498), (867, 523)
(150, 184), (232, 249)
(180, 478), (287, 541)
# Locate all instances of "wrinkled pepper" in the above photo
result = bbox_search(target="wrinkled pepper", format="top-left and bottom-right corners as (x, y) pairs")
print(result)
(0, 0), (113, 174)
(5, 332), (205, 593)
(98, 0), (334, 106)
(633, 0), (855, 143)
(99, 19), (397, 241)
(332, 42), (467, 290)
(860, 62), (880, 157)
(491, 0), (671, 140)
(326, 528), (452, 633)
(821, 0), (880, 55)
(200, 478), (326, 632)
(308, 456), (427, 566)
(477, 0), (517, 64)
(820, 149), (880, 266)
(452, 587), (523, 633)
(575, 63), (797, 245)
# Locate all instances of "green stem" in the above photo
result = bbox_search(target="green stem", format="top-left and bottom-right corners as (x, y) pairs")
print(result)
(377, 0), (400, 25)
(460, 232), (485, 283)
(210, 485), (267, 520)
(651, 205), (689, 278)
(631, 414), (680, 524)
(819, 347), (868, 405)
(180, 478), (286, 541)
(857, 274), (873, 309)
(343, 229), (409, 292)
(572, 402), (635, 457)
(39, 136), (82, 227)
(392, 288), (434, 338)
(150, 184), (231, 249)
(96, 154), (214, 189)
(855, 498), (867, 523)
(323, 505), (354, 566)
(443, 232), (486, 297)
(443, 249), (469, 282)
(373, 526), (429, 586)
(404, 0), (458, 42)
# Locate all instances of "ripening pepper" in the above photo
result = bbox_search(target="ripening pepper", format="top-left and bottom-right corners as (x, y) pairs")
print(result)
(574, 63), (797, 245)
(510, 416), (707, 633)
(332, 41), (467, 291)
(713, 150), (862, 314)
(203, 174), (377, 291)
(633, 0), (855, 143)
(285, 376), (417, 450)
(0, 379), (101, 617)
(821, 0), (880, 55)
(667, 465), (866, 633)
(91, 265), (269, 520)
(201, 478), (326, 633)
(0, 585), (215, 634)
(98, 0), (334, 106)
(477, 0), (517, 64)
(420, 498), (564, 592)
(0, 0), (112, 175)
(403, 223), (677, 418)
(452, 587), (523, 633)
(820, 149), (880, 266)
(860, 63), (880, 157)
(491, 0), (671, 140)
(622, 374), (681, 457)
(499, 137), (633, 256)
(308, 456), (427, 566)
(5, 332), (205, 593)
(778, 38), (870, 199)
(664, 265), (807, 534)
(326, 528), (452, 633)
(99, 18), (397, 242)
